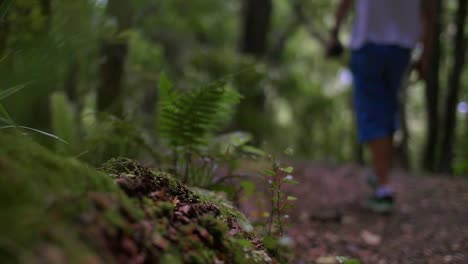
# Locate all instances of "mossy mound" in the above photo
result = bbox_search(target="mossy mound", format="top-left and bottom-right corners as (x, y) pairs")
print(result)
(0, 135), (273, 264)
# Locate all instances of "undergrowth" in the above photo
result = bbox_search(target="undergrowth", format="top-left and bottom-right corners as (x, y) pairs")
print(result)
(0, 134), (274, 263)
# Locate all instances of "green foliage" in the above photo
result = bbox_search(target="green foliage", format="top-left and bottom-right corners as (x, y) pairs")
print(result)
(50, 91), (77, 154)
(158, 74), (241, 151)
(0, 82), (69, 144)
(337, 256), (362, 264)
(82, 117), (153, 165)
(157, 74), (242, 184)
(0, 134), (118, 263)
(1, 135), (274, 263)
(262, 156), (298, 238)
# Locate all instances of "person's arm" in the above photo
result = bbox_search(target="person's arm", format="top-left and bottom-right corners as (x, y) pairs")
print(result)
(326, 0), (353, 57)
(331, 0), (354, 39)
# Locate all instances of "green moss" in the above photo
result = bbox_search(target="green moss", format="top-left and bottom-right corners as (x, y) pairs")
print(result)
(192, 187), (254, 232)
(1, 135), (273, 264)
(0, 134), (117, 263)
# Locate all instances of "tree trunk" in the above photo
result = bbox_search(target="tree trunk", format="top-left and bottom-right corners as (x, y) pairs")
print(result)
(422, 0), (443, 172)
(240, 0), (272, 57)
(235, 0), (273, 142)
(395, 75), (411, 170)
(97, 0), (132, 116)
(64, 58), (79, 103)
(39, 0), (51, 26)
(0, 8), (8, 55)
(439, 0), (467, 173)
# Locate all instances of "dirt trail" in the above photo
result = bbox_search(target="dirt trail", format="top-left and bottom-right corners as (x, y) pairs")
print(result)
(287, 163), (468, 264)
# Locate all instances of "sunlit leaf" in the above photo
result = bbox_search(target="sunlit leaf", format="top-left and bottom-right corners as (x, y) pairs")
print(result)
(284, 147), (294, 156)
(282, 166), (294, 173)
(242, 145), (267, 157)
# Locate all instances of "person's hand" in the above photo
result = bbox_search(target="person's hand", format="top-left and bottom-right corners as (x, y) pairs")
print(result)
(412, 51), (430, 81)
(325, 32), (344, 58)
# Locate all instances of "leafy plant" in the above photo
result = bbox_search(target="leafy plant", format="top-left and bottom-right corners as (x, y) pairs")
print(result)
(157, 73), (241, 184)
(262, 156), (298, 237)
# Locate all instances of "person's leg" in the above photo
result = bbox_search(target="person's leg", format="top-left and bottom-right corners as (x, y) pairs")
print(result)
(351, 43), (399, 211)
(370, 45), (410, 191)
(369, 137), (393, 187)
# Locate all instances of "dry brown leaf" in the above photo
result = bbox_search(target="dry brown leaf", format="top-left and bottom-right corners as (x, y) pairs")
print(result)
(361, 230), (381, 246)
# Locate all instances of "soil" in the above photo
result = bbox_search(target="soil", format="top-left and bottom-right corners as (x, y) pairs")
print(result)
(286, 162), (468, 264)
(90, 158), (274, 264)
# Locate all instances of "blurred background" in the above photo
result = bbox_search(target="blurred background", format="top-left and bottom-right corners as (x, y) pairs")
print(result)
(1, 0), (467, 175)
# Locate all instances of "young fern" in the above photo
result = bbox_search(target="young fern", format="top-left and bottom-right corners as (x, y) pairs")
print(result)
(158, 75), (241, 151)
(157, 74), (241, 183)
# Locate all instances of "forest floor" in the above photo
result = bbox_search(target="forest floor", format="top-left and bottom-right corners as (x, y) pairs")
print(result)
(283, 162), (468, 264)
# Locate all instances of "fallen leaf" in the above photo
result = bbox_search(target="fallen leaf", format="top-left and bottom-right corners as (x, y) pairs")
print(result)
(178, 204), (191, 215)
(316, 256), (337, 264)
(361, 230), (381, 246)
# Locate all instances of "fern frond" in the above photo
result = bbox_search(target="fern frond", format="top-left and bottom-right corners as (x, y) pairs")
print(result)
(158, 79), (241, 151)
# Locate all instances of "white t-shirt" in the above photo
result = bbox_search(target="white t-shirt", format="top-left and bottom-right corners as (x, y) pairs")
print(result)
(350, 0), (422, 50)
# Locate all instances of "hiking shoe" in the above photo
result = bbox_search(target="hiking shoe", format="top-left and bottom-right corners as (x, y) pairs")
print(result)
(364, 194), (394, 213)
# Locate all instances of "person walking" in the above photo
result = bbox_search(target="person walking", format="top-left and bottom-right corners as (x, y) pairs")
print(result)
(327, 0), (435, 212)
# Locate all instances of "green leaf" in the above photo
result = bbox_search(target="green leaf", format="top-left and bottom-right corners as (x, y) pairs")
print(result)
(241, 145), (267, 157)
(282, 166), (294, 173)
(287, 196), (297, 201)
(261, 169), (276, 177)
(284, 147), (294, 156)
(337, 256), (361, 264)
(283, 179), (299, 185)
(0, 83), (29, 101)
(0, 125), (69, 144)
(0, 0), (13, 20)
(159, 72), (173, 93)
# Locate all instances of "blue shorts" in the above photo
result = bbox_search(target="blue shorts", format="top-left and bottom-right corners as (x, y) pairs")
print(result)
(350, 43), (411, 143)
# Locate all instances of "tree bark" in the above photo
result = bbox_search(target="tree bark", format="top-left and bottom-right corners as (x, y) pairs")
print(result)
(395, 76), (411, 170)
(240, 0), (272, 57)
(439, 0), (467, 173)
(268, 19), (300, 63)
(64, 58), (79, 103)
(39, 0), (51, 26)
(97, 0), (132, 116)
(422, 0), (443, 172)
